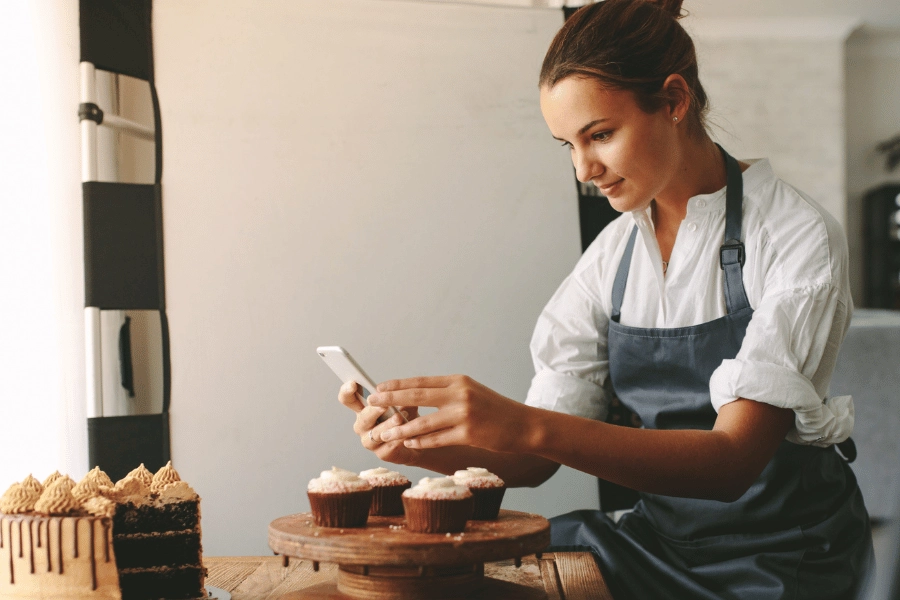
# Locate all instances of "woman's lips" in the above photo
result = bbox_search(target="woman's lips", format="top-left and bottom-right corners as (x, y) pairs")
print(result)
(598, 178), (624, 195)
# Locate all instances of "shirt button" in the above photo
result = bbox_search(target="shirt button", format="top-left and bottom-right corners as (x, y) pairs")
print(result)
(688, 222), (698, 232)
(697, 199), (706, 208)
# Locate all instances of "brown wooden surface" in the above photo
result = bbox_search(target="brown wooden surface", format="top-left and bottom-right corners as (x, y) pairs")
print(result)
(205, 553), (614, 600)
(268, 509), (550, 567)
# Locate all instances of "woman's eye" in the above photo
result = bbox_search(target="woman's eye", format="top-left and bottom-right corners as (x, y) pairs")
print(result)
(559, 141), (573, 149)
(592, 131), (612, 142)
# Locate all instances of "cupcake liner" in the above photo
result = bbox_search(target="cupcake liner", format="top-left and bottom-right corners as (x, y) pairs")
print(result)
(468, 486), (506, 520)
(402, 495), (474, 533)
(369, 482), (411, 516)
(308, 489), (373, 528)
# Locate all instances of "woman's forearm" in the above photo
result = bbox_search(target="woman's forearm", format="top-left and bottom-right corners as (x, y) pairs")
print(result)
(522, 400), (793, 502)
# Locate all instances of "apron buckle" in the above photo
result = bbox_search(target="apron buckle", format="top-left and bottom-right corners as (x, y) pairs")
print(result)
(720, 240), (745, 269)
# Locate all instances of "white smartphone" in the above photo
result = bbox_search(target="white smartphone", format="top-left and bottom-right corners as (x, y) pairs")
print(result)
(316, 346), (408, 424)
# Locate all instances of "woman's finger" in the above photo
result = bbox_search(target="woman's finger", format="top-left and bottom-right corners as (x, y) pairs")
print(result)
(402, 428), (462, 450)
(365, 413), (405, 447)
(368, 386), (451, 410)
(338, 381), (367, 413)
(353, 405), (387, 436)
(376, 375), (458, 393)
(377, 408), (456, 443)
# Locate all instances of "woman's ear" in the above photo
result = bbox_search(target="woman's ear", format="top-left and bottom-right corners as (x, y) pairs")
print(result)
(661, 74), (691, 122)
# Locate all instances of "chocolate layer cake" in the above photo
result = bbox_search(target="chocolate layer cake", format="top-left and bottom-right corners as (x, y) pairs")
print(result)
(0, 463), (206, 600)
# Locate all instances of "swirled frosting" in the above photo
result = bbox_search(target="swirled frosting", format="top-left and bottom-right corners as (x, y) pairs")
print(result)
(20, 474), (43, 496)
(150, 461), (181, 493)
(307, 467), (372, 494)
(0, 483), (40, 514)
(72, 474), (101, 504)
(108, 475), (151, 506)
(156, 481), (199, 503)
(34, 479), (80, 515)
(85, 466), (114, 488)
(402, 477), (472, 500)
(55, 475), (77, 493)
(42, 471), (63, 488)
(359, 467), (409, 487)
(126, 464), (154, 488)
(452, 467), (505, 489)
(82, 495), (116, 518)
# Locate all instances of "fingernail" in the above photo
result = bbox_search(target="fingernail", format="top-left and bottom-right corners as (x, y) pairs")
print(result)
(380, 428), (396, 442)
(367, 393), (378, 405)
(341, 381), (353, 393)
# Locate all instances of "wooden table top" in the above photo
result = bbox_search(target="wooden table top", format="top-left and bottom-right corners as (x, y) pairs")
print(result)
(205, 553), (613, 600)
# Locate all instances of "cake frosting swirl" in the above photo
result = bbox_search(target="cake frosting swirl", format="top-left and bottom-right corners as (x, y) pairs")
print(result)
(359, 467), (410, 486)
(72, 474), (102, 504)
(157, 481), (199, 503)
(42, 471), (63, 488)
(307, 467), (372, 493)
(150, 461), (181, 493)
(402, 476), (472, 500)
(82, 494), (117, 518)
(20, 474), (43, 496)
(0, 483), (40, 514)
(108, 475), (152, 506)
(34, 478), (80, 515)
(85, 466), (114, 488)
(452, 467), (505, 488)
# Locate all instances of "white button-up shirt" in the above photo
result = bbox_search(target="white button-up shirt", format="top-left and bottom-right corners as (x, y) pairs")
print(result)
(525, 159), (854, 446)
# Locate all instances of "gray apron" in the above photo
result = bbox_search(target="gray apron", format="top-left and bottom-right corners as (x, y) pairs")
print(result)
(549, 148), (874, 600)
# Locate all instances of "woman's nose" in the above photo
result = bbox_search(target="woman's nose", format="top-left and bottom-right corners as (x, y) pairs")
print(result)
(573, 148), (602, 184)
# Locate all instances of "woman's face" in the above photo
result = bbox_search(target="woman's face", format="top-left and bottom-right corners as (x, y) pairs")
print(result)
(540, 76), (678, 213)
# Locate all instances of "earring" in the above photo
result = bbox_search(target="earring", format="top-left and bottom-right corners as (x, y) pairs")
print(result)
(673, 116), (679, 122)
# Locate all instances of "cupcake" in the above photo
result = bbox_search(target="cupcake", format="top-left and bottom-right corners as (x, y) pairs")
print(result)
(452, 467), (506, 520)
(359, 467), (411, 516)
(307, 467), (373, 528)
(402, 477), (473, 534)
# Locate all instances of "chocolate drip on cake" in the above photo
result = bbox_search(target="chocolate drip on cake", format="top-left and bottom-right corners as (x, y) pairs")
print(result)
(36, 517), (41, 547)
(45, 520), (51, 572)
(103, 519), (110, 562)
(28, 519), (34, 574)
(7, 521), (13, 584)
(89, 518), (97, 590)
(55, 517), (63, 574)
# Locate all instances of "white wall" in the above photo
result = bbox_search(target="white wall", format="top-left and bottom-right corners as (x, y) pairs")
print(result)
(154, 0), (599, 556)
(687, 1), (900, 305)
(686, 17), (856, 231)
(0, 1), (86, 484)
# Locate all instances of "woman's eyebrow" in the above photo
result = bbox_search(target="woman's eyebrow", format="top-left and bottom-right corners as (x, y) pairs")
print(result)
(551, 118), (610, 141)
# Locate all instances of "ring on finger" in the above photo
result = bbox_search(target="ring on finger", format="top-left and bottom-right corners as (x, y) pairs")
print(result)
(369, 430), (375, 442)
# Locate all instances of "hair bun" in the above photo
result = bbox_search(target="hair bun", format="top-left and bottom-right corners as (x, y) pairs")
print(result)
(652, 0), (685, 19)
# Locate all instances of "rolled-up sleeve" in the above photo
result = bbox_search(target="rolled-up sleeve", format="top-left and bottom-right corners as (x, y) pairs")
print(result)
(525, 274), (612, 421)
(709, 282), (854, 446)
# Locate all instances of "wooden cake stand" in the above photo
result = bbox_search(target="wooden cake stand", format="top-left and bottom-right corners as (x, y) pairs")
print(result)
(268, 509), (551, 600)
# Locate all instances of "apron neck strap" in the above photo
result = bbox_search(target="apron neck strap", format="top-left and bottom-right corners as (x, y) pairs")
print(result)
(610, 145), (750, 321)
(718, 144), (751, 314)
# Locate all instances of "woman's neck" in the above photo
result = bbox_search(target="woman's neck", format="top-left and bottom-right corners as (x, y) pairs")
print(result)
(652, 135), (726, 260)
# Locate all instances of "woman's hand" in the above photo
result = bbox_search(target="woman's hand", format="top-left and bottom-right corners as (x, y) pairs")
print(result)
(367, 375), (530, 454)
(337, 381), (421, 465)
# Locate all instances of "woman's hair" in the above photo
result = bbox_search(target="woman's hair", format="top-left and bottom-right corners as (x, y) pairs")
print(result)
(540, 0), (708, 136)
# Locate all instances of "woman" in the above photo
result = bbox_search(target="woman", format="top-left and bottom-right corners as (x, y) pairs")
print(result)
(337, 1), (873, 598)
